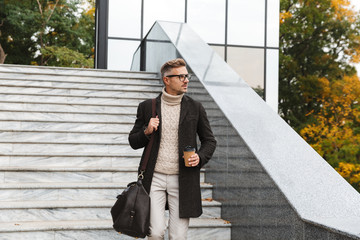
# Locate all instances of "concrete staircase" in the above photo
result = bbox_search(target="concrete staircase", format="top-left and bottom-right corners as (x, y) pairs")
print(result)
(0, 65), (231, 239)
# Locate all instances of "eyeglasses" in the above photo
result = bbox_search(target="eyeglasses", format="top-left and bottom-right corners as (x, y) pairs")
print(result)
(165, 74), (193, 82)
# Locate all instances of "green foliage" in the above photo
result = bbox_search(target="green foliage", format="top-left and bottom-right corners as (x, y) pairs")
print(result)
(40, 46), (93, 68)
(300, 75), (360, 166)
(253, 86), (265, 99)
(0, 1), (39, 64)
(336, 162), (360, 192)
(0, 0), (94, 67)
(280, 0), (360, 191)
(279, 0), (360, 131)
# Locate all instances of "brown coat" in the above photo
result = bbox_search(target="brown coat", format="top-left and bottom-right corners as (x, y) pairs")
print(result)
(128, 93), (216, 218)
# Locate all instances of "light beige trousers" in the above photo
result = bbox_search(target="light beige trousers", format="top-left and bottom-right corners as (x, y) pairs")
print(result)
(148, 172), (189, 240)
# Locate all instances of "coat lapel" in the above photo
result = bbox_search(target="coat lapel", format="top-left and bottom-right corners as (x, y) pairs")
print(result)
(156, 95), (161, 119)
(179, 96), (190, 125)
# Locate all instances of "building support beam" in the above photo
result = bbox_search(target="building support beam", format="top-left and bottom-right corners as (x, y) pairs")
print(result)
(95, 0), (108, 69)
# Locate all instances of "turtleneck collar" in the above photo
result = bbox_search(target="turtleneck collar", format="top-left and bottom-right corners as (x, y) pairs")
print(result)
(161, 87), (184, 106)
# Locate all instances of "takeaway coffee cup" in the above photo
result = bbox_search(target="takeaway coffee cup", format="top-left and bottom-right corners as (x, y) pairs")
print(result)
(183, 146), (196, 167)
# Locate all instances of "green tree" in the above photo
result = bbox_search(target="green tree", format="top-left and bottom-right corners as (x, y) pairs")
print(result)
(41, 45), (93, 67)
(279, 0), (360, 131)
(336, 162), (360, 192)
(0, 0), (39, 64)
(0, 19), (7, 63)
(0, 0), (94, 67)
(280, 0), (360, 192)
(300, 75), (360, 166)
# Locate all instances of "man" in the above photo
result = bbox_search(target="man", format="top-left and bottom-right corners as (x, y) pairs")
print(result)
(128, 58), (216, 240)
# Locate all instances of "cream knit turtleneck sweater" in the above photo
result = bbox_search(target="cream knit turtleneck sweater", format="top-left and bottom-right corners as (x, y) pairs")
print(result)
(154, 88), (184, 175)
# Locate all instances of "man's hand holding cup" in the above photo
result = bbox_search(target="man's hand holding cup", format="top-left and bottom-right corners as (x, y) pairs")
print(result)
(183, 146), (199, 167)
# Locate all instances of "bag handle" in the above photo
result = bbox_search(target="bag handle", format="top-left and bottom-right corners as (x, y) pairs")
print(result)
(138, 98), (156, 179)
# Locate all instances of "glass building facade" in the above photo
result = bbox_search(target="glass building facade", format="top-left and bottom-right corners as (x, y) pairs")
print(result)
(95, 0), (279, 110)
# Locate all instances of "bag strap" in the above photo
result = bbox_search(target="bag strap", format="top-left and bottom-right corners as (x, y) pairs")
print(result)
(138, 98), (156, 178)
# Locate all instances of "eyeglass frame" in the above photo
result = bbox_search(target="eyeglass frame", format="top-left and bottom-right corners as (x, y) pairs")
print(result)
(164, 74), (192, 82)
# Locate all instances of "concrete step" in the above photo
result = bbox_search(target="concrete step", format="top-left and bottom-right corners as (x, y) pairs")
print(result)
(0, 166), (205, 183)
(0, 218), (231, 240)
(0, 157), (214, 175)
(0, 85), (161, 98)
(0, 182), (213, 201)
(0, 167), (138, 183)
(0, 141), (141, 154)
(0, 111), (137, 122)
(0, 101), (138, 114)
(0, 199), (221, 222)
(0, 139), (241, 154)
(0, 86), (213, 102)
(0, 72), (204, 88)
(0, 120), (234, 134)
(0, 110), (223, 124)
(0, 120), (134, 132)
(0, 154), (141, 168)
(0, 131), (240, 147)
(0, 78), (164, 91)
(0, 131), (239, 146)
(0, 131), (129, 143)
(0, 93), (146, 106)
(0, 64), (159, 79)
(0, 72), (161, 85)
(0, 80), (208, 95)
(0, 93), (217, 107)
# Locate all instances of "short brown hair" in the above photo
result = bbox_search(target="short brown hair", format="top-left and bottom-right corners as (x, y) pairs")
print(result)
(160, 58), (186, 78)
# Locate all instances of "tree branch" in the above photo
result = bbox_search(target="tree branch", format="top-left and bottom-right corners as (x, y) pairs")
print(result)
(36, 0), (43, 16)
(46, 0), (60, 23)
(0, 43), (8, 64)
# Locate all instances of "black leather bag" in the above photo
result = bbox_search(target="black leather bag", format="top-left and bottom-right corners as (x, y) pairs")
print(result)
(111, 98), (156, 238)
(111, 179), (150, 238)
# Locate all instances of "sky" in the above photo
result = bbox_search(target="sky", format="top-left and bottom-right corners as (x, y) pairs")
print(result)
(351, 0), (360, 10)
(350, 0), (360, 74)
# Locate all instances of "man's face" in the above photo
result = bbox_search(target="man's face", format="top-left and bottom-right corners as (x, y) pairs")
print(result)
(163, 66), (189, 95)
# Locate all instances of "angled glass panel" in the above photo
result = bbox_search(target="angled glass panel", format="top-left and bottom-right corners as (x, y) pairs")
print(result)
(267, 0), (280, 47)
(187, 0), (226, 44)
(108, 39), (140, 70)
(108, 0), (141, 38)
(228, 0), (265, 47)
(130, 23), (178, 72)
(143, 0), (185, 37)
(210, 45), (225, 59)
(145, 23), (178, 72)
(131, 47), (141, 71)
(227, 47), (264, 90)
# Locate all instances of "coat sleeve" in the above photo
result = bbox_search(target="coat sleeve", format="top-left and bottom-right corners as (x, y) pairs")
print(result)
(128, 101), (150, 150)
(196, 103), (217, 168)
